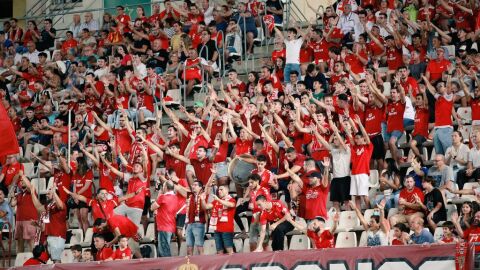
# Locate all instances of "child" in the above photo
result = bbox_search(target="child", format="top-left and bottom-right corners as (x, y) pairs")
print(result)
(70, 244), (83, 263)
(113, 235), (132, 260)
(82, 249), (93, 262)
(391, 223), (410, 245)
(437, 221), (459, 244)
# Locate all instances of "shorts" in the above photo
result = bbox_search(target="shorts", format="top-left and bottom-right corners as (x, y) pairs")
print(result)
(215, 162), (229, 178)
(370, 134), (386, 160)
(47, 236), (66, 261)
(330, 176), (351, 202)
(185, 223), (206, 247)
(15, 220), (37, 240)
(384, 130), (403, 143)
(176, 214), (186, 229)
(412, 135), (426, 147)
(214, 232), (234, 251)
(249, 222), (269, 244)
(350, 174), (369, 196)
(70, 200), (89, 209)
(142, 196), (151, 216)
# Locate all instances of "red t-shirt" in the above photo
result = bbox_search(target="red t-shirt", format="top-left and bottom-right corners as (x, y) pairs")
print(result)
(412, 107), (429, 137)
(1, 162), (23, 187)
(155, 192), (179, 233)
(165, 156), (187, 179)
(434, 94), (453, 127)
(303, 184), (329, 220)
(307, 229), (334, 249)
(386, 46), (403, 71)
(212, 195), (236, 233)
(471, 98), (480, 121)
(87, 198), (118, 221)
(96, 247), (114, 261)
(386, 100), (406, 132)
(235, 138), (253, 155)
(44, 204), (67, 238)
(259, 200), (288, 225)
(350, 144), (374, 175)
(98, 162), (116, 194)
(249, 187), (272, 214)
(16, 190), (39, 221)
(367, 36), (385, 57)
(426, 59), (451, 82)
(191, 158), (213, 185)
(113, 246), (132, 260)
(213, 141), (229, 163)
(400, 77), (419, 97)
(53, 168), (71, 203)
(107, 215), (138, 238)
(464, 226), (480, 252)
(72, 170), (93, 199)
(271, 49), (286, 63)
(117, 14), (131, 32)
(251, 169), (275, 189)
(399, 187), (424, 215)
(364, 104), (384, 137)
(392, 238), (405, 245)
(124, 175), (147, 209)
(112, 128), (133, 154)
(308, 39), (330, 63)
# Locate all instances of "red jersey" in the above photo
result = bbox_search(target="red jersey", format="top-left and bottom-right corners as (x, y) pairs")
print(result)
(72, 170), (93, 199)
(16, 190), (39, 221)
(386, 46), (403, 71)
(213, 141), (229, 163)
(44, 203), (67, 238)
(417, 6), (435, 21)
(53, 168), (71, 202)
(96, 246), (114, 261)
(87, 198), (118, 221)
(434, 94), (453, 127)
(364, 104), (384, 137)
(107, 215), (138, 238)
(400, 77), (419, 97)
(191, 158), (213, 185)
(187, 134), (209, 160)
(251, 169), (275, 189)
(412, 107), (429, 137)
(1, 162), (23, 187)
(350, 144), (374, 175)
(117, 14), (131, 32)
(392, 238), (405, 245)
(345, 52), (366, 74)
(113, 247), (132, 260)
(307, 229), (335, 249)
(212, 195), (236, 233)
(155, 192), (179, 233)
(112, 128), (133, 154)
(249, 186), (272, 214)
(308, 39), (330, 63)
(472, 98), (480, 121)
(303, 184), (329, 220)
(464, 226), (480, 252)
(426, 59), (451, 82)
(386, 100), (406, 132)
(271, 49), (286, 64)
(259, 200), (288, 225)
(165, 156), (187, 179)
(399, 187), (424, 215)
(124, 175), (147, 209)
(235, 138), (253, 155)
(367, 37), (385, 57)
(98, 162), (116, 194)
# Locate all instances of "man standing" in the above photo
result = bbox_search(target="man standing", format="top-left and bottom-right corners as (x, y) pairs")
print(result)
(150, 180), (180, 257)
(184, 180), (208, 256)
(274, 22), (305, 83)
(254, 195), (304, 251)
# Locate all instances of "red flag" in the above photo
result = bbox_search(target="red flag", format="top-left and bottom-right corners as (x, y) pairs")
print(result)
(263, 15), (275, 34)
(0, 103), (20, 158)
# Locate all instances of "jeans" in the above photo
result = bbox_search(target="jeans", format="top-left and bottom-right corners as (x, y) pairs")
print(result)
(374, 191), (400, 213)
(157, 231), (173, 257)
(214, 232), (234, 251)
(284, 63), (301, 83)
(185, 223), (206, 247)
(434, 127), (453, 155)
(271, 221), (294, 251)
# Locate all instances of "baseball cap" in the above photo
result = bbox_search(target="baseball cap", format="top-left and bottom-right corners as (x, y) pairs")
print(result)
(194, 101), (204, 108)
(308, 172), (323, 178)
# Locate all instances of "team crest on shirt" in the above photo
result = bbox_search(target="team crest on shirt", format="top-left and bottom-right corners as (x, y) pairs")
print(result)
(356, 148), (365, 156)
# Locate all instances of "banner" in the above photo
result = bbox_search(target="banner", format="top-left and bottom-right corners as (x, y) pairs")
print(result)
(0, 103), (19, 158)
(9, 244), (471, 270)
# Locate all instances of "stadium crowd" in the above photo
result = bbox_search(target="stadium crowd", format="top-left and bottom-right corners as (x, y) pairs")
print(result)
(1, 0), (480, 265)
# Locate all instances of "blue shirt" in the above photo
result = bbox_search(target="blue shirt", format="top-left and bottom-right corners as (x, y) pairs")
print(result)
(411, 229), (434, 244)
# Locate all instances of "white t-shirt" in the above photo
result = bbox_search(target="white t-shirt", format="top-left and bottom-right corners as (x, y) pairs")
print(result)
(284, 38), (303, 64)
(331, 147), (351, 178)
(403, 96), (415, 120)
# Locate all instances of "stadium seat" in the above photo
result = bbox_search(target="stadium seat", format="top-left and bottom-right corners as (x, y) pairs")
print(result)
(457, 107), (472, 124)
(15, 252), (33, 266)
(387, 208), (399, 219)
(336, 211), (360, 232)
(170, 242), (179, 257)
(233, 238), (243, 253)
(446, 204), (457, 221)
(31, 178), (47, 195)
(61, 249), (74, 264)
(203, 239), (217, 255)
(234, 217), (249, 233)
(141, 223), (155, 243)
(369, 170), (379, 188)
(383, 82), (391, 96)
(242, 238), (251, 253)
(22, 162), (35, 178)
(452, 182), (479, 203)
(324, 208), (337, 229)
(66, 229), (84, 248)
(335, 232), (357, 248)
(289, 235), (310, 250)
(458, 125), (472, 143)
(82, 228), (93, 247)
(179, 241), (187, 256)
(356, 209), (376, 231)
(358, 231), (367, 247)
(433, 227), (444, 242)
(140, 244), (157, 258)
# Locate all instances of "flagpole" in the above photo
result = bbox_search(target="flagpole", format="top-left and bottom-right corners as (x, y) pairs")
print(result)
(68, 109), (71, 165)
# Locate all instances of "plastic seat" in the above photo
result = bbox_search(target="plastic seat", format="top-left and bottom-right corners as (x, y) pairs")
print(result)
(457, 107), (472, 124)
(358, 231), (368, 247)
(142, 223), (155, 243)
(82, 228), (94, 247)
(234, 217), (249, 233)
(242, 238), (251, 253)
(336, 211), (360, 232)
(203, 239), (217, 255)
(170, 241), (179, 256)
(335, 232), (357, 248)
(15, 252), (33, 266)
(31, 178), (47, 195)
(454, 182), (480, 203)
(233, 238), (243, 253)
(22, 162), (35, 178)
(369, 170), (379, 188)
(433, 227), (444, 242)
(179, 241), (187, 256)
(289, 235), (310, 250)
(61, 249), (74, 263)
(446, 204), (457, 221)
(66, 229), (84, 248)
(458, 125), (472, 143)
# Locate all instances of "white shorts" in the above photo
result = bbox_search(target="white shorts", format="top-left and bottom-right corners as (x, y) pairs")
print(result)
(350, 174), (369, 196)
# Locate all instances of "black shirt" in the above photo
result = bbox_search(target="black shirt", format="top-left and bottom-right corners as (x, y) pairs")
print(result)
(21, 117), (37, 132)
(147, 49), (169, 70)
(133, 38), (151, 55)
(424, 188), (447, 221)
(197, 40), (217, 62)
(37, 28), (56, 51)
